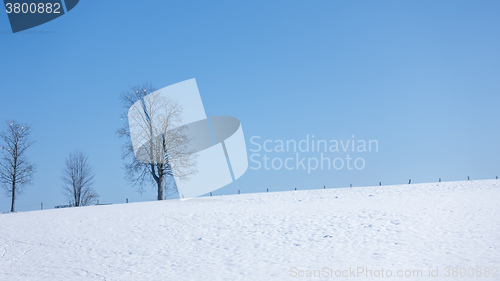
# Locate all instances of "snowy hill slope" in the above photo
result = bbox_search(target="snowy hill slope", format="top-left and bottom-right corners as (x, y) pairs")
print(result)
(0, 180), (499, 281)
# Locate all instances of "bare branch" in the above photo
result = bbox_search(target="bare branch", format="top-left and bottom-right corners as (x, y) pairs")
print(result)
(61, 150), (99, 207)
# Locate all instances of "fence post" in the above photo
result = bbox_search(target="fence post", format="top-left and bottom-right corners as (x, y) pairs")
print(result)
(439, 178), (441, 182)
(210, 192), (212, 196)
(238, 190), (240, 194)
(468, 176), (470, 181)
(350, 184), (352, 187)
(379, 182), (381, 186)
(295, 188), (296, 191)
(126, 198), (128, 203)
(324, 185), (325, 189)
(408, 179), (411, 184)
(41, 202), (43, 210)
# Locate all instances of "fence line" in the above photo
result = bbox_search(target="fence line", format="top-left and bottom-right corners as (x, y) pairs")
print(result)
(4, 175), (499, 212)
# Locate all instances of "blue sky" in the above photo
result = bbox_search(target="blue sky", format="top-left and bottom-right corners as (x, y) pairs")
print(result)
(1, 0), (499, 212)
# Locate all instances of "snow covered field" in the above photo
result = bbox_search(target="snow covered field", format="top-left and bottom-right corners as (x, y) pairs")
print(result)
(1, 180), (499, 281)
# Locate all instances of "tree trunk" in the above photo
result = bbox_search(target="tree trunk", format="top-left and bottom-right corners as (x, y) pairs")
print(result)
(76, 187), (80, 207)
(150, 163), (163, 201)
(157, 173), (164, 200)
(10, 183), (15, 212)
(11, 155), (17, 212)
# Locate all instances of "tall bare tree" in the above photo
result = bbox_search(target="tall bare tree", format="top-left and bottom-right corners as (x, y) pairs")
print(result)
(117, 83), (196, 200)
(61, 150), (98, 207)
(0, 121), (36, 212)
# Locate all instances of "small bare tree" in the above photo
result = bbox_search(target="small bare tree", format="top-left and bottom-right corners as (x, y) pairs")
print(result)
(0, 121), (36, 212)
(117, 83), (196, 200)
(61, 150), (98, 207)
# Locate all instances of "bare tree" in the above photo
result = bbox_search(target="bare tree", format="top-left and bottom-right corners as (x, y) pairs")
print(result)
(0, 121), (36, 212)
(61, 150), (98, 207)
(117, 83), (196, 200)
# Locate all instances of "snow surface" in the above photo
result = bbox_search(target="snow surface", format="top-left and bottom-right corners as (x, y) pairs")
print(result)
(0, 180), (499, 281)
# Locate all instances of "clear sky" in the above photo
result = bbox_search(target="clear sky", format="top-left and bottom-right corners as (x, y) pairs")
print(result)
(1, 0), (499, 212)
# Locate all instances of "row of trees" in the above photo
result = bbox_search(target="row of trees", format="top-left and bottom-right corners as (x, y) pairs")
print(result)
(1, 82), (196, 212)
(0, 121), (98, 212)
